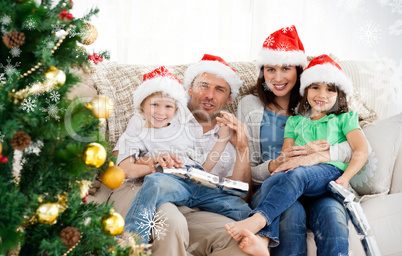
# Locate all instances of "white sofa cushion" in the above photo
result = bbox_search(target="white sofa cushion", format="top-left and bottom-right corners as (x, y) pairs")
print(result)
(350, 113), (402, 195)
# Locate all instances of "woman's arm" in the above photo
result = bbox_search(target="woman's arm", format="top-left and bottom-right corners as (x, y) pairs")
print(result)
(336, 129), (369, 188)
(268, 138), (296, 172)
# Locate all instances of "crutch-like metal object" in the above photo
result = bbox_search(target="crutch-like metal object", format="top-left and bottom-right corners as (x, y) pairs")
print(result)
(328, 181), (382, 256)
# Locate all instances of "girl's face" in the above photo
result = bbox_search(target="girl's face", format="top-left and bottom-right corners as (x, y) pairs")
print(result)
(263, 65), (297, 98)
(307, 82), (338, 120)
(141, 93), (177, 128)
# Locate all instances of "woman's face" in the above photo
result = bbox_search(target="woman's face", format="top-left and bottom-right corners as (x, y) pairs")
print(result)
(263, 65), (298, 98)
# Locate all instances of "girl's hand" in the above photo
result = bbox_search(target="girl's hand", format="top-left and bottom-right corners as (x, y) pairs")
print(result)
(305, 140), (330, 155)
(335, 175), (350, 189)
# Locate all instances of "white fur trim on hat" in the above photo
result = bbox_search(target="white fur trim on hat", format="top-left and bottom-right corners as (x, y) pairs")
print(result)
(133, 77), (188, 110)
(183, 61), (243, 100)
(300, 63), (353, 97)
(256, 48), (307, 70)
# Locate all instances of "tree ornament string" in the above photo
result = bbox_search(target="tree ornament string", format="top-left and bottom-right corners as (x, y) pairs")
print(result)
(17, 24), (73, 80)
(62, 233), (82, 256)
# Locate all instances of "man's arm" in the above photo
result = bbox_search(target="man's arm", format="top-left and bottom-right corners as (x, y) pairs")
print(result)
(216, 112), (251, 184)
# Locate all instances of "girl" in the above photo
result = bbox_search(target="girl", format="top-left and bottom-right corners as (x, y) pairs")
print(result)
(226, 54), (369, 254)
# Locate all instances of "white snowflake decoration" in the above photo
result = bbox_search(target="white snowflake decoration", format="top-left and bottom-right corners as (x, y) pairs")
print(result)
(281, 26), (294, 34)
(0, 57), (21, 76)
(10, 47), (22, 58)
(49, 90), (60, 102)
(0, 73), (5, 83)
(51, 21), (65, 34)
(41, 98), (61, 121)
(263, 35), (275, 47)
(377, 0), (389, 6)
(389, 19), (402, 35)
(389, 0), (402, 14)
(277, 41), (291, 51)
(1, 15), (11, 25)
(359, 21), (381, 47)
(134, 208), (169, 241)
(23, 17), (37, 31)
(22, 98), (37, 113)
(0, 131), (5, 142)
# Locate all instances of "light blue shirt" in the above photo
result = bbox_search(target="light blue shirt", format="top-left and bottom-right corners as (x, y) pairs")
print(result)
(260, 109), (289, 162)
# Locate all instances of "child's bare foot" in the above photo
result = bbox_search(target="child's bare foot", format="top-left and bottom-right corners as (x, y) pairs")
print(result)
(224, 212), (267, 241)
(239, 229), (270, 256)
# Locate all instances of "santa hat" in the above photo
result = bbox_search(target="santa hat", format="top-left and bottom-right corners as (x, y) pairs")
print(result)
(300, 54), (353, 97)
(133, 66), (187, 110)
(256, 25), (307, 70)
(183, 54), (243, 100)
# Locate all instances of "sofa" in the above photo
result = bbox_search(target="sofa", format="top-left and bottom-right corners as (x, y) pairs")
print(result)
(70, 56), (402, 256)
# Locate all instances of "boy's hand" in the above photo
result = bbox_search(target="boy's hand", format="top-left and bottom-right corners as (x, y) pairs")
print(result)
(137, 154), (183, 171)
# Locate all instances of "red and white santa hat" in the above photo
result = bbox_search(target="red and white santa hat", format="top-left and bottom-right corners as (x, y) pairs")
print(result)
(133, 66), (187, 110)
(183, 54), (243, 100)
(300, 54), (353, 97)
(256, 25), (307, 70)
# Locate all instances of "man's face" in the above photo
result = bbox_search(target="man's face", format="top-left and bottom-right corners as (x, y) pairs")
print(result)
(187, 73), (232, 123)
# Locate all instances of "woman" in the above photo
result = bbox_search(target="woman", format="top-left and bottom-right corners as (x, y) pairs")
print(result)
(234, 26), (351, 256)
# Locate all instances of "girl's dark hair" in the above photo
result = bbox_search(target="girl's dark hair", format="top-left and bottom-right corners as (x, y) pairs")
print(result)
(297, 83), (349, 116)
(251, 66), (303, 116)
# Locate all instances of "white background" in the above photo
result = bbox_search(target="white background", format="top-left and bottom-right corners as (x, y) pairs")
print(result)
(71, 0), (402, 112)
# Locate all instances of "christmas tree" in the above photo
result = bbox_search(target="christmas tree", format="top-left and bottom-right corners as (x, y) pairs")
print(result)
(0, 1), (149, 255)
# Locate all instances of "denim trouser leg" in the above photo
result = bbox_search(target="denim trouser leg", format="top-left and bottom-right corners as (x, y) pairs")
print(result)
(254, 164), (343, 246)
(304, 195), (349, 256)
(270, 200), (307, 256)
(124, 173), (193, 242)
(124, 172), (252, 243)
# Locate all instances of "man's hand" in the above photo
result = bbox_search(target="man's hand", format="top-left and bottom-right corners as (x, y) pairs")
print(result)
(216, 111), (248, 151)
(137, 154), (183, 172)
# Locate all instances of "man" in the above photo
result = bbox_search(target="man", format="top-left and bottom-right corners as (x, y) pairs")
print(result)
(89, 54), (251, 256)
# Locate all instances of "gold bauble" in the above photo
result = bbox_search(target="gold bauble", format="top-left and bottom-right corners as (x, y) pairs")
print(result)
(101, 211), (125, 236)
(36, 203), (59, 224)
(0, 141), (2, 155)
(44, 66), (66, 87)
(87, 95), (114, 119)
(83, 142), (107, 168)
(101, 162), (125, 189)
(80, 23), (98, 45)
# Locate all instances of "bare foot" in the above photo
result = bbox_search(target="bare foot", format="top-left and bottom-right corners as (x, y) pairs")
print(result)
(239, 229), (270, 256)
(225, 212), (267, 241)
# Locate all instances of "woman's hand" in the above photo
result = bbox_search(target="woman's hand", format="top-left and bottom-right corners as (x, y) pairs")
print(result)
(277, 146), (307, 163)
(305, 140), (330, 155)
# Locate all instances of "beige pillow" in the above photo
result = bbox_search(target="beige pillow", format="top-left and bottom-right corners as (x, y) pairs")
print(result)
(350, 113), (402, 195)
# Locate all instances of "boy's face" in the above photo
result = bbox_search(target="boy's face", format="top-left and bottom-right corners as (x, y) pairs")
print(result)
(187, 73), (232, 123)
(141, 93), (177, 128)
(307, 82), (338, 119)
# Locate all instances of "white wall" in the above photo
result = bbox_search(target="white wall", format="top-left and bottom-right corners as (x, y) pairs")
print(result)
(71, 0), (402, 112)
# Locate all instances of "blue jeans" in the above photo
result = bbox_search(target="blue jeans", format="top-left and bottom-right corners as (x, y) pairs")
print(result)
(124, 172), (251, 243)
(253, 164), (343, 247)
